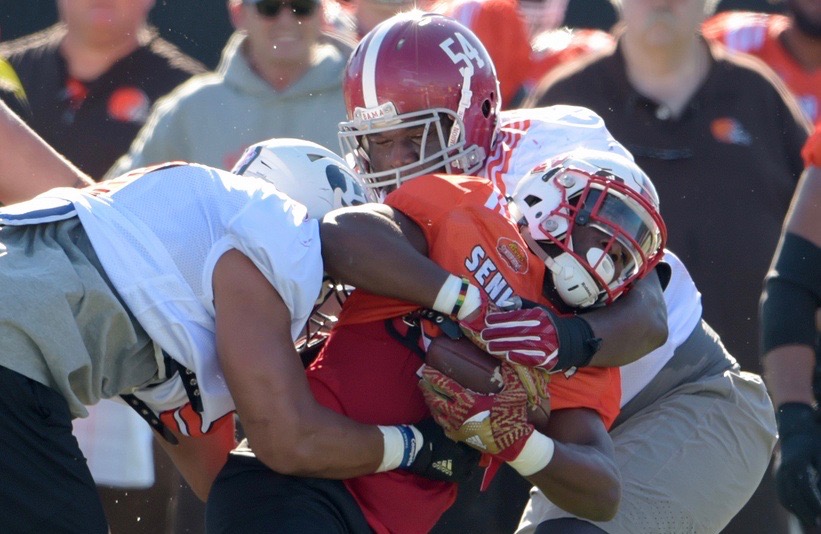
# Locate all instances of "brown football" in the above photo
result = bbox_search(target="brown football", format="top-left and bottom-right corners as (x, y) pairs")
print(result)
(426, 336), (551, 433)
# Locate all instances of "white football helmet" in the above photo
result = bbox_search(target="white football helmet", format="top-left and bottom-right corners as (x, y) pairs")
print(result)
(509, 148), (667, 308)
(232, 138), (372, 219)
(232, 138), (368, 363)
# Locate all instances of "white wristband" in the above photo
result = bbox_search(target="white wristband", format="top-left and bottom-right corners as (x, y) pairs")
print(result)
(507, 431), (555, 477)
(376, 425), (423, 472)
(432, 274), (464, 316)
(432, 274), (483, 320)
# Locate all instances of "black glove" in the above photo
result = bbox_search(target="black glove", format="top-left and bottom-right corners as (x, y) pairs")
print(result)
(404, 418), (481, 483)
(776, 403), (821, 527)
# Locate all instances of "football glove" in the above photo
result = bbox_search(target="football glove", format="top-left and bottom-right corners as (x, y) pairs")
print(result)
(474, 303), (601, 372)
(776, 403), (821, 527)
(479, 307), (562, 370)
(419, 362), (535, 460)
(404, 418), (482, 482)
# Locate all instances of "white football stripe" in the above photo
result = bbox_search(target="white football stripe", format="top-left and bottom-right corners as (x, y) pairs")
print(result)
(362, 22), (393, 108)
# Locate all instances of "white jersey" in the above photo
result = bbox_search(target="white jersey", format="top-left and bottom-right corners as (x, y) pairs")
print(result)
(0, 164), (323, 433)
(486, 106), (704, 406)
(618, 251), (703, 405)
(481, 105), (633, 195)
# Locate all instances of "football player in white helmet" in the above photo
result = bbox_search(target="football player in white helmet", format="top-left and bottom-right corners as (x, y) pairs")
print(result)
(0, 130), (491, 532)
(231, 137), (371, 363)
(509, 148), (666, 310)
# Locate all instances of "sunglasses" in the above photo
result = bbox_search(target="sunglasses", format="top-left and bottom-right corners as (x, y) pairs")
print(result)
(251, 0), (318, 18)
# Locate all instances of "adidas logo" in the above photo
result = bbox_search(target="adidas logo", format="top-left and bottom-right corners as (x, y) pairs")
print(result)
(432, 460), (453, 476)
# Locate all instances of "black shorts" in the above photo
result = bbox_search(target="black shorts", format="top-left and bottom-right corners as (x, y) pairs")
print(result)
(206, 451), (372, 534)
(0, 366), (107, 534)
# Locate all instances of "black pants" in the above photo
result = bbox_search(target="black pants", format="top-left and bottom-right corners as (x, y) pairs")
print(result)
(206, 452), (372, 534)
(0, 366), (107, 534)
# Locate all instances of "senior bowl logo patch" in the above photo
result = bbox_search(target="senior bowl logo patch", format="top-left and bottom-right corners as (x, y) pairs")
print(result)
(496, 237), (529, 274)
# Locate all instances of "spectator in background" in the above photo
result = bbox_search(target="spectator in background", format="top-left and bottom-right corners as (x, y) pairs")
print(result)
(518, 0), (568, 38)
(328, 0), (421, 40)
(760, 126), (821, 534)
(526, 26), (615, 99)
(107, 0), (354, 178)
(526, 0), (809, 532)
(703, 0), (821, 125)
(517, 0), (616, 99)
(431, 0), (533, 108)
(0, 0), (205, 180)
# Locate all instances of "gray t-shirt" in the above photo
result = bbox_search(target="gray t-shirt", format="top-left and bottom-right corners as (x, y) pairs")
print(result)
(0, 218), (157, 418)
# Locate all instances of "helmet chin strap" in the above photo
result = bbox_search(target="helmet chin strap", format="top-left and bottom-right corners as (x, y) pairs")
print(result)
(521, 227), (614, 308)
(549, 253), (597, 308)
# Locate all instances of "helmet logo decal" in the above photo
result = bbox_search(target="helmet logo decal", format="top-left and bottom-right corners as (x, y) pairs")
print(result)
(352, 102), (398, 127)
(440, 32), (485, 148)
(326, 164), (369, 207)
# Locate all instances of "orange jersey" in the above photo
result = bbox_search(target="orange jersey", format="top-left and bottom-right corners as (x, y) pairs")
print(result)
(703, 12), (821, 124)
(310, 174), (620, 533)
(390, 174), (621, 424)
(338, 173), (621, 425)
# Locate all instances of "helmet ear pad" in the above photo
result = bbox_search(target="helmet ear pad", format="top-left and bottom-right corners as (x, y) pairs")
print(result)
(549, 247), (615, 309)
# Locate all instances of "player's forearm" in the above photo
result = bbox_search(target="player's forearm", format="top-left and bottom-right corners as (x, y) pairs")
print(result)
(526, 439), (621, 521)
(522, 408), (621, 520)
(585, 270), (668, 367)
(320, 204), (449, 307)
(242, 401), (386, 478)
(0, 100), (93, 204)
(762, 346), (817, 407)
(783, 166), (820, 246)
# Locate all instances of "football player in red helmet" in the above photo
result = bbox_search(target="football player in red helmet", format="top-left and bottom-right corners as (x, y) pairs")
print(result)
(330, 11), (775, 534)
(338, 11), (500, 196)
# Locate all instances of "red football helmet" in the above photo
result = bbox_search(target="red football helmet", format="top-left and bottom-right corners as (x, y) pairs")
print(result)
(339, 11), (501, 196)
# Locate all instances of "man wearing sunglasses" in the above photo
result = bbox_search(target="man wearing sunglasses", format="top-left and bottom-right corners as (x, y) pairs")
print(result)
(106, 0), (354, 178)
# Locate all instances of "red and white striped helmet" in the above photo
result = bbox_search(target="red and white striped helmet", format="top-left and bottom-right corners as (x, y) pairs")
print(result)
(510, 148), (667, 308)
(338, 11), (500, 195)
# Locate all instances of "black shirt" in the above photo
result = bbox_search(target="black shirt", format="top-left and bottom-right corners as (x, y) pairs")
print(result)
(530, 39), (808, 375)
(0, 24), (205, 179)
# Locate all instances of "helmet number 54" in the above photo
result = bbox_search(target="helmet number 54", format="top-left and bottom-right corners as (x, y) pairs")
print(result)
(439, 33), (486, 146)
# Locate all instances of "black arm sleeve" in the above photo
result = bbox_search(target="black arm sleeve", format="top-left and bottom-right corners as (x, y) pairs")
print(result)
(760, 232), (821, 355)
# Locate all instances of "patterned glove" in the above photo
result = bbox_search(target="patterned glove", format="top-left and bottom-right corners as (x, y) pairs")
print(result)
(479, 307), (561, 370)
(419, 362), (535, 460)
(776, 403), (821, 527)
(404, 418), (482, 482)
(510, 363), (551, 410)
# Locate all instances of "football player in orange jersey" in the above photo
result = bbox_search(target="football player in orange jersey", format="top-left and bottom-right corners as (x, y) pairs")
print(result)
(334, 11), (777, 534)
